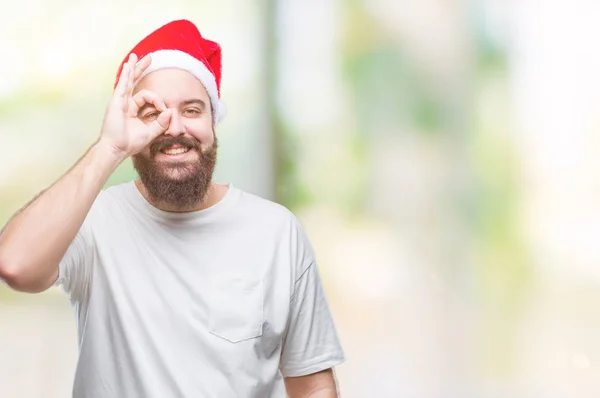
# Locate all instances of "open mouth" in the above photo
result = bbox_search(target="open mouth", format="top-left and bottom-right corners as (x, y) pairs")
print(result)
(161, 146), (191, 155)
(156, 145), (196, 158)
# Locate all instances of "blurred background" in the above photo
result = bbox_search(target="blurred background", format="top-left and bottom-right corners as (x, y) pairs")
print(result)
(2, 0), (600, 396)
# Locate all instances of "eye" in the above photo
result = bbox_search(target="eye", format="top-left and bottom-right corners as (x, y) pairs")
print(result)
(141, 111), (159, 120)
(183, 108), (202, 116)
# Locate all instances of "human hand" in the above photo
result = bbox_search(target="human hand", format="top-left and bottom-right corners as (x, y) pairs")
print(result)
(97, 53), (172, 159)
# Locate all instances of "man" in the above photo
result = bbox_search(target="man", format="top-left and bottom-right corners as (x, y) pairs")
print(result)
(0, 20), (345, 397)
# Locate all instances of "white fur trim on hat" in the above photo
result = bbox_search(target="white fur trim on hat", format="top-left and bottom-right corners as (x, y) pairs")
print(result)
(135, 49), (226, 123)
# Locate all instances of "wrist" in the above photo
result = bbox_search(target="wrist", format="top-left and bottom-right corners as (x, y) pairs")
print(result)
(93, 140), (128, 168)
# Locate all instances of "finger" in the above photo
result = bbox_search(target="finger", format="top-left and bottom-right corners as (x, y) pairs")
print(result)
(124, 53), (137, 96)
(147, 110), (172, 139)
(128, 53), (138, 69)
(132, 90), (166, 111)
(134, 55), (152, 81)
(114, 63), (130, 97)
(128, 90), (167, 117)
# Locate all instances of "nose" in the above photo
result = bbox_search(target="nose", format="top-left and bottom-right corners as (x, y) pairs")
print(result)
(164, 109), (184, 136)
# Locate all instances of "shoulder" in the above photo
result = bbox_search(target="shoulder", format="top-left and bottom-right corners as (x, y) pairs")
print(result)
(234, 186), (311, 247)
(102, 181), (135, 201)
(234, 186), (315, 268)
(235, 187), (300, 226)
(85, 181), (136, 221)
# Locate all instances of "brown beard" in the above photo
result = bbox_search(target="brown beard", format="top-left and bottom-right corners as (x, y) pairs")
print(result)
(132, 135), (218, 210)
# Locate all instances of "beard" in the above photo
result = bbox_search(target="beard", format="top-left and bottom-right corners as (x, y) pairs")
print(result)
(132, 135), (218, 210)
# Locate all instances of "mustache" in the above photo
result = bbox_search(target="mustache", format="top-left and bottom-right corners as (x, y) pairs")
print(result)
(149, 136), (202, 158)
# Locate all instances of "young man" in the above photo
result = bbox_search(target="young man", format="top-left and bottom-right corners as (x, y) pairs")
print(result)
(0, 20), (345, 397)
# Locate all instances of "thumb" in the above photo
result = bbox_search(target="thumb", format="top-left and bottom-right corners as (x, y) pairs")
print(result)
(147, 110), (172, 139)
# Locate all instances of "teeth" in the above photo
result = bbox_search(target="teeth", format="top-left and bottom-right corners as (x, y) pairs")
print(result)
(162, 147), (189, 155)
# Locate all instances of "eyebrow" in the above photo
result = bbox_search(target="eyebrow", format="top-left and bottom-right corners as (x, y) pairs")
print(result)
(137, 98), (207, 117)
(180, 99), (207, 110)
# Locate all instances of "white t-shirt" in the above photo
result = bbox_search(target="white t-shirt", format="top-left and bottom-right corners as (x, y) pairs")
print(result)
(55, 181), (345, 398)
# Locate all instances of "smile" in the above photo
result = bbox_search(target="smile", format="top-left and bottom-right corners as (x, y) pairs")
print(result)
(160, 146), (191, 155)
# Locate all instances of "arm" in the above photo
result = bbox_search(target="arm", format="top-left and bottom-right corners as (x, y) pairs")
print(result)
(285, 368), (339, 398)
(0, 143), (123, 292)
(279, 220), (345, 393)
(0, 53), (171, 293)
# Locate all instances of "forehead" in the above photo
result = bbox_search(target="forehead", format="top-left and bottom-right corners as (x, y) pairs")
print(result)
(134, 68), (209, 105)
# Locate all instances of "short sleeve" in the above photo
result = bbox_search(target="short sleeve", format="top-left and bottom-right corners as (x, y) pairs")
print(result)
(54, 218), (94, 302)
(279, 261), (346, 377)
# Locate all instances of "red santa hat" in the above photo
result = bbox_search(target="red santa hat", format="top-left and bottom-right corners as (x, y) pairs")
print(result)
(114, 19), (226, 123)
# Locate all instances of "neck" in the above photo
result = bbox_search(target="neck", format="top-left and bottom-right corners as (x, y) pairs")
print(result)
(134, 180), (228, 213)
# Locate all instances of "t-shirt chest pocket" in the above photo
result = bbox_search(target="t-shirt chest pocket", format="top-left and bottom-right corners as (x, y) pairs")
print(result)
(208, 276), (264, 343)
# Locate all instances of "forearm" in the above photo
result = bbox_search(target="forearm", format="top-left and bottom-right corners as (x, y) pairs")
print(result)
(303, 387), (338, 398)
(285, 369), (339, 398)
(0, 142), (124, 292)
(287, 387), (338, 398)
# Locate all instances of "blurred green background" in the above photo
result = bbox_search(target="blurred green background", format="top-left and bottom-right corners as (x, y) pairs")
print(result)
(3, 0), (600, 397)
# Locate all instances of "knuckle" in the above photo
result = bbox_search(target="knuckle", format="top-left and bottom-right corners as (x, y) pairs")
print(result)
(141, 90), (157, 100)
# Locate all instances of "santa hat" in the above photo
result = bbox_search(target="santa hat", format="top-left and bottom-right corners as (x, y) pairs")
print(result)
(114, 19), (226, 123)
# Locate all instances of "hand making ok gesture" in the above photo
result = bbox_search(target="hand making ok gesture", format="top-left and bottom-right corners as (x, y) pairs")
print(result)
(98, 53), (172, 158)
